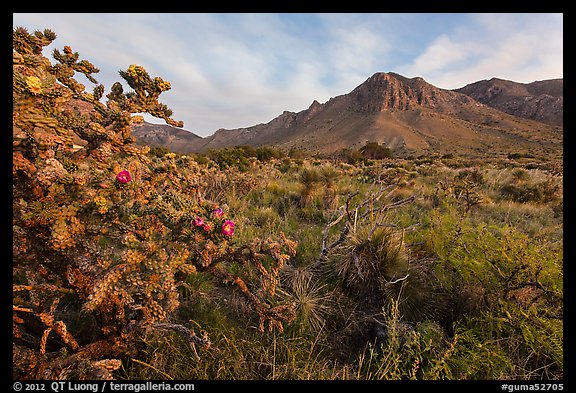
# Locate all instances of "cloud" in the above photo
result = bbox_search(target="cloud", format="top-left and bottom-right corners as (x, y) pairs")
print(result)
(401, 35), (474, 76)
(398, 13), (563, 89)
(13, 13), (562, 136)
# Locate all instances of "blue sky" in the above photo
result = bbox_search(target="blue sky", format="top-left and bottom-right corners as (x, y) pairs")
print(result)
(13, 13), (563, 137)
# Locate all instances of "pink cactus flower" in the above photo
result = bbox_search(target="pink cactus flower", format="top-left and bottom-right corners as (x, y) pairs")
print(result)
(202, 223), (213, 232)
(222, 220), (235, 236)
(212, 208), (224, 218)
(192, 217), (204, 227)
(115, 170), (132, 184)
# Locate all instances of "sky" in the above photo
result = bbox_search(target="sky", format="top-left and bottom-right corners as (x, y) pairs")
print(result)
(13, 13), (563, 137)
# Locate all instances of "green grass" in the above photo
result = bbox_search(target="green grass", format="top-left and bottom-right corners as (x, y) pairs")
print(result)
(116, 155), (562, 380)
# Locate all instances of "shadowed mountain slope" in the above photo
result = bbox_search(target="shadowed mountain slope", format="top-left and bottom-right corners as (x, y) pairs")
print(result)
(179, 72), (561, 158)
(455, 77), (563, 126)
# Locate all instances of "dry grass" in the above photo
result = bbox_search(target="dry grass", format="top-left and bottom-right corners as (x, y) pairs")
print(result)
(280, 267), (333, 334)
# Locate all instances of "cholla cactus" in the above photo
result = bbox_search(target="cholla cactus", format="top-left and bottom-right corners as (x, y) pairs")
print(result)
(13, 26), (297, 380)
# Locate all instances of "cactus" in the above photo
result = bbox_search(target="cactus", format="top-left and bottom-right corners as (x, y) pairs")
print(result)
(13, 26), (296, 380)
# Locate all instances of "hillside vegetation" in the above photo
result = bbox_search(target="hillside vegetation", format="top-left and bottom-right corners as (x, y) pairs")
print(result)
(13, 27), (563, 381)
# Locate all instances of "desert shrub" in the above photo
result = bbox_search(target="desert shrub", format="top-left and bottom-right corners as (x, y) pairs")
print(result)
(510, 167), (530, 183)
(288, 148), (307, 159)
(507, 152), (523, 160)
(325, 223), (443, 324)
(500, 179), (560, 204)
(256, 146), (284, 162)
(330, 225), (408, 298)
(508, 152), (535, 160)
(275, 157), (293, 173)
(318, 165), (339, 210)
(312, 176), (447, 356)
(205, 145), (287, 172)
(249, 206), (281, 230)
(449, 306), (563, 379)
(206, 146), (252, 172)
(296, 165), (341, 211)
(298, 167), (322, 207)
(423, 207), (563, 378)
(354, 300), (455, 380)
(147, 145), (172, 158)
(455, 168), (484, 185)
(337, 148), (365, 165)
(452, 178), (483, 214)
(236, 144), (257, 158)
(197, 164), (260, 203)
(359, 141), (394, 159)
(551, 200), (563, 218)
(192, 153), (210, 165)
(13, 26), (297, 380)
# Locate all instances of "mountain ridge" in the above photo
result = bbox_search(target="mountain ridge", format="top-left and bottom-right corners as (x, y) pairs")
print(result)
(131, 72), (563, 157)
(130, 121), (202, 153)
(454, 77), (563, 126)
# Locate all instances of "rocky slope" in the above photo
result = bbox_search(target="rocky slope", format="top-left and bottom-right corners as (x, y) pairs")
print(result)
(455, 78), (563, 126)
(182, 72), (562, 157)
(130, 121), (202, 153)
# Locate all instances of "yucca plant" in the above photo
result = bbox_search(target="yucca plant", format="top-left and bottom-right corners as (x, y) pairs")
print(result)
(327, 224), (444, 322)
(319, 165), (339, 210)
(298, 167), (321, 207)
(331, 225), (407, 298)
(280, 267), (332, 334)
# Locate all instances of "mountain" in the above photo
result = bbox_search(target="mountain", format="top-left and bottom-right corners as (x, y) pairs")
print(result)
(455, 77), (563, 126)
(182, 72), (562, 157)
(44, 98), (204, 153)
(130, 121), (202, 153)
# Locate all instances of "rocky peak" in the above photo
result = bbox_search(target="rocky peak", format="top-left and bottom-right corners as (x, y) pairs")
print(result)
(349, 72), (442, 112)
(300, 99), (324, 122)
(308, 99), (322, 112)
(268, 110), (298, 129)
